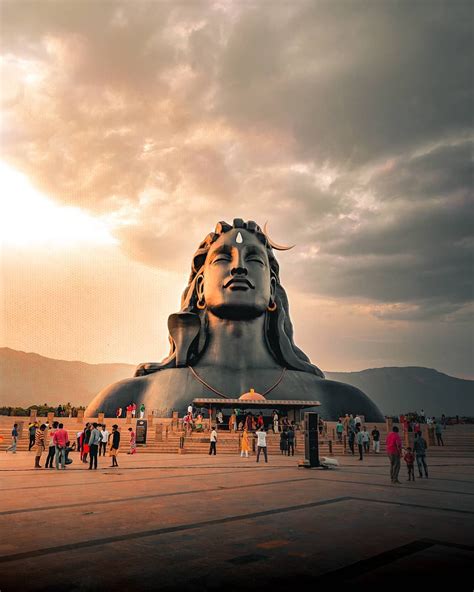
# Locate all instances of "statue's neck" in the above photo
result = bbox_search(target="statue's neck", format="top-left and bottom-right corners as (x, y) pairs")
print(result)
(197, 312), (279, 371)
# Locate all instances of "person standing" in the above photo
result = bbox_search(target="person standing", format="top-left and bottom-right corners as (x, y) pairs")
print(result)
(403, 447), (415, 481)
(434, 422), (444, 446)
(109, 425), (120, 467)
(336, 419), (344, 442)
(280, 429), (288, 455)
(371, 426), (380, 454)
(287, 426), (295, 456)
(34, 424), (46, 468)
(256, 426), (268, 463)
(81, 423), (92, 463)
(272, 411), (279, 434)
(356, 428), (364, 461)
(88, 423), (101, 470)
(45, 421), (59, 469)
(361, 426), (370, 453)
(139, 403), (145, 419)
(229, 412), (237, 433)
(209, 426), (217, 455)
(53, 423), (69, 470)
(386, 426), (402, 484)
(99, 425), (109, 456)
(413, 431), (429, 478)
(343, 414), (350, 434)
(28, 421), (38, 451)
(6, 423), (19, 453)
(240, 428), (249, 458)
(128, 427), (137, 454)
(116, 407), (122, 419)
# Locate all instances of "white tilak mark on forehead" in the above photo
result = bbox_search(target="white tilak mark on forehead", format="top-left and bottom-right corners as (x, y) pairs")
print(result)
(236, 232), (243, 244)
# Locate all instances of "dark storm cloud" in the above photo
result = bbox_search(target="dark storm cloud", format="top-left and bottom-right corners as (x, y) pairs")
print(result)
(1, 0), (472, 321)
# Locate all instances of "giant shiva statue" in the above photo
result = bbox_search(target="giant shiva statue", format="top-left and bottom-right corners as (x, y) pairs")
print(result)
(85, 219), (384, 420)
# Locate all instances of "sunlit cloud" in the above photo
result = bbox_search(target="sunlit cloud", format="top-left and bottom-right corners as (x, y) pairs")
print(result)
(0, 162), (117, 247)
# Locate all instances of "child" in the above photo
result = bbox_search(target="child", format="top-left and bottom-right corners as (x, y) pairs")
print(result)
(404, 447), (415, 481)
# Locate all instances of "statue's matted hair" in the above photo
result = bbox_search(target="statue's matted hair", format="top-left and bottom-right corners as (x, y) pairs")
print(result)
(135, 219), (324, 378)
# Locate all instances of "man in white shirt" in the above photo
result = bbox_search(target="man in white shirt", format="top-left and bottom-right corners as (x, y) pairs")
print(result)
(209, 427), (217, 455)
(256, 427), (268, 463)
(99, 425), (109, 456)
(187, 404), (193, 418)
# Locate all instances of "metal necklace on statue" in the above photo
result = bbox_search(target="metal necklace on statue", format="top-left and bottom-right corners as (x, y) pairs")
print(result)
(188, 366), (287, 399)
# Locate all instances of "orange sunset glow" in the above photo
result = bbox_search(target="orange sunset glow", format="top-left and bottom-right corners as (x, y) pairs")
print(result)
(1, 1), (472, 378)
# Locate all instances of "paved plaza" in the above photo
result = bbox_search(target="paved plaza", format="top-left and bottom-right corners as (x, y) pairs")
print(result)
(1, 450), (473, 590)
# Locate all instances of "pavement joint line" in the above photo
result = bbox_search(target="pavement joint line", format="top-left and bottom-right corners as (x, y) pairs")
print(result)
(349, 496), (474, 515)
(317, 537), (474, 581)
(0, 476), (323, 516)
(2, 469), (472, 501)
(0, 496), (352, 563)
(1, 495), (473, 565)
(0, 467), (279, 492)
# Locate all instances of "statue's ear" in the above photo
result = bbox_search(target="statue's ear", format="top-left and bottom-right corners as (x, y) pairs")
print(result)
(270, 275), (277, 301)
(196, 274), (205, 301)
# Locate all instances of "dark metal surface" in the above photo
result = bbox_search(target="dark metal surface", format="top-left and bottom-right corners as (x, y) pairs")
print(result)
(85, 220), (384, 421)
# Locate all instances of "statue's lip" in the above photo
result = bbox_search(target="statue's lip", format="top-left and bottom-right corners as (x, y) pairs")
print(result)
(223, 277), (255, 290)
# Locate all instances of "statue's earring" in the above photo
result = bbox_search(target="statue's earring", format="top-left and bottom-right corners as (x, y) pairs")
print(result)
(197, 298), (206, 310)
(267, 301), (277, 312)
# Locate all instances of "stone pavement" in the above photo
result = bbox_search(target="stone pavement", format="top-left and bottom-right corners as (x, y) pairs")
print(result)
(1, 450), (473, 591)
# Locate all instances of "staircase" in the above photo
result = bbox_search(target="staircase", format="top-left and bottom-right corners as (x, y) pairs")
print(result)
(1, 416), (471, 457)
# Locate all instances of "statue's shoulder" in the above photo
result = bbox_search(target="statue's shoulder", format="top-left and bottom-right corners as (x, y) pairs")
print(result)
(283, 371), (384, 422)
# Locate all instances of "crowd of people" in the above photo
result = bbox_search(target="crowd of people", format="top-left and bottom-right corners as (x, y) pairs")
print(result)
(115, 403), (146, 419)
(6, 420), (139, 470)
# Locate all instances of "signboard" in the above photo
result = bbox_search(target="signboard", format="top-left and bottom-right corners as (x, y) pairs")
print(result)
(136, 420), (147, 445)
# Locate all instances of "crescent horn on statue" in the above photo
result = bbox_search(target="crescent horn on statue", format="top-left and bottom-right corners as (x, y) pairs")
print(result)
(263, 222), (295, 251)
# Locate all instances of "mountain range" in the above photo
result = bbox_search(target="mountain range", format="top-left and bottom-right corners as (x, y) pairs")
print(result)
(1, 347), (472, 416)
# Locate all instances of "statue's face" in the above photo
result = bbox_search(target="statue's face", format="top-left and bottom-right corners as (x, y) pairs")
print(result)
(200, 229), (274, 319)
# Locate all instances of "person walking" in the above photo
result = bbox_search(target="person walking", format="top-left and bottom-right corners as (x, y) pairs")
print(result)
(434, 422), (444, 446)
(28, 421), (38, 451)
(371, 426), (380, 453)
(128, 427), (137, 454)
(109, 425), (120, 467)
(88, 423), (101, 470)
(361, 426), (370, 453)
(139, 403), (145, 419)
(53, 423), (69, 470)
(280, 429), (288, 455)
(403, 447), (415, 481)
(348, 427), (355, 456)
(336, 419), (344, 443)
(240, 428), (249, 458)
(45, 421), (59, 468)
(287, 426), (295, 456)
(413, 431), (429, 478)
(356, 428), (364, 461)
(34, 424), (46, 468)
(386, 426), (402, 484)
(209, 426), (217, 455)
(256, 426), (268, 463)
(99, 425), (109, 456)
(6, 423), (19, 453)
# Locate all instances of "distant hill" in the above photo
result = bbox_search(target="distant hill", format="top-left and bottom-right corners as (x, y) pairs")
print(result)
(0, 348), (134, 407)
(1, 348), (472, 415)
(326, 367), (474, 416)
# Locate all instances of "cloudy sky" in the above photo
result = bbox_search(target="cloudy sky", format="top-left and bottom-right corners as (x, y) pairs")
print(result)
(1, 1), (472, 378)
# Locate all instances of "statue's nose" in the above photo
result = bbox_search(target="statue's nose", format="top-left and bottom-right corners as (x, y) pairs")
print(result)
(231, 266), (248, 276)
